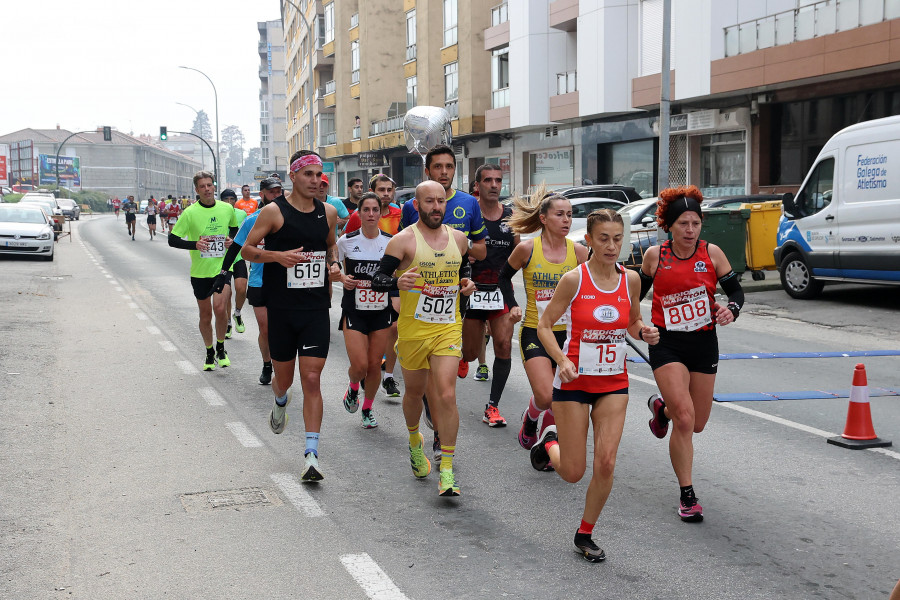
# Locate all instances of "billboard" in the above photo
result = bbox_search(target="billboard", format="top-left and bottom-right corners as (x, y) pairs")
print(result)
(0, 143), (7, 186)
(39, 154), (81, 186)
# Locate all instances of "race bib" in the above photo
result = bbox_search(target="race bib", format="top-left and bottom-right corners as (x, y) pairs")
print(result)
(200, 235), (226, 258)
(470, 286), (503, 311)
(354, 280), (387, 311)
(414, 284), (458, 324)
(662, 285), (711, 332)
(578, 329), (627, 375)
(287, 251), (326, 288)
(535, 288), (569, 325)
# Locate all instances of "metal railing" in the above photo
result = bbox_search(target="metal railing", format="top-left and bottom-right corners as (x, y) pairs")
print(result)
(725, 0), (900, 57)
(557, 70), (577, 95)
(350, 13), (359, 28)
(352, 125), (360, 140)
(320, 131), (336, 146)
(491, 2), (509, 27)
(369, 115), (405, 136)
(351, 69), (360, 84)
(492, 87), (510, 108)
(325, 79), (336, 95)
(445, 99), (459, 119)
(406, 44), (417, 61)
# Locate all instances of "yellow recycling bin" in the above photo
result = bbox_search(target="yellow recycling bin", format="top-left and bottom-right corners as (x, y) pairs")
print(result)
(742, 200), (782, 279)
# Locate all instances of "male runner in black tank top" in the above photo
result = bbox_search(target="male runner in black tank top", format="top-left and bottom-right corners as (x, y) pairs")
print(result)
(241, 150), (341, 482)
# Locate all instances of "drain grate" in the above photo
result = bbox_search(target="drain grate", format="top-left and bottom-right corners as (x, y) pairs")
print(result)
(180, 487), (283, 513)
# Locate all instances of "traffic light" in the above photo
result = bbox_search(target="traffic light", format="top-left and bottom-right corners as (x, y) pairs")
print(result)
(160, 126), (168, 141)
(103, 126), (112, 141)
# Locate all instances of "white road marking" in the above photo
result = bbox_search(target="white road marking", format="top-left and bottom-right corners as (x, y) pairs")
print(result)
(104, 274), (112, 279)
(176, 360), (198, 375)
(120, 294), (131, 300)
(146, 326), (161, 335)
(226, 422), (263, 448)
(339, 553), (410, 600)
(135, 312), (148, 320)
(628, 372), (657, 387)
(128, 302), (138, 309)
(197, 387), (226, 407)
(115, 287), (123, 292)
(159, 340), (176, 352)
(270, 473), (324, 517)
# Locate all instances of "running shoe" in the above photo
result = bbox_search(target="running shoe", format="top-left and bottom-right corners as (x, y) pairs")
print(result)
(457, 359), (469, 379)
(203, 349), (216, 371)
(234, 314), (246, 333)
(382, 376), (400, 398)
(482, 404), (507, 427)
(422, 395), (434, 430)
(225, 323), (233, 339)
(343, 383), (360, 414)
(518, 409), (539, 450)
(432, 432), (442, 465)
(301, 452), (324, 482)
(216, 346), (230, 368)
(474, 364), (490, 381)
(269, 390), (292, 435)
(530, 425), (557, 471)
(361, 408), (378, 429)
(573, 532), (606, 563)
(259, 364), (273, 385)
(408, 432), (431, 478)
(648, 393), (670, 439)
(438, 469), (460, 497)
(678, 496), (704, 522)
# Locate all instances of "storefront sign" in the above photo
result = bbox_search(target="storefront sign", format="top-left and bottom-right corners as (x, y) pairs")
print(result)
(670, 114), (688, 132)
(358, 152), (385, 167)
(687, 110), (719, 131)
(323, 161), (335, 173)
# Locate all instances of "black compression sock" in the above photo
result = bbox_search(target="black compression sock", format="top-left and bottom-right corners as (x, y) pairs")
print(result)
(489, 357), (512, 406)
(680, 485), (695, 501)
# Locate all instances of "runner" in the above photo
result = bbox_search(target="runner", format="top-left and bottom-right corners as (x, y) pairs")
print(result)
(241, 150), (341, 482)
(123, 196), (138, 240)
(639, 185), (743, 522)
(499, 188), (590, 449)
(159, 197), (170, 233)
(344, 175), (404, 398)
(219, 189), (248, 340)
(462, 163), (519, 427)
(337, 192), (394, 429)
(166, 196), (182, 230)
(167, 171), (240, 370)
(528, 208), (659, 562)
(112, 197), (121, 218)
(372, 180), (476, 496)
(145, 196), (159, 240)
(217, 177), (283, 385)
(235, 184), (259, 216)
(342, 177), (364, 213)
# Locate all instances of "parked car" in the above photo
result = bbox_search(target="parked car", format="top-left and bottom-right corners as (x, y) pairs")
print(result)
(555, 184), (644, 204)
(56, 198), (81, 220)
(20, 193), (62, 216)
(394, 187), (416, 208)
(700, 194), (783, 209)
(0, 203), (55, 260)
(11, 184), (35, 194)
(139, 200), (149, 213)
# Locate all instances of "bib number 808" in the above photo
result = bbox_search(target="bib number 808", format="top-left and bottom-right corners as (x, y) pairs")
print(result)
(664, 297), (710, 332)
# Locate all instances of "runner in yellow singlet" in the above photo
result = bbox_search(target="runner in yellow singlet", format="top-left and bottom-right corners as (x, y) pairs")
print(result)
(497, 189), (589, 452)
(372, 180), (475, 497)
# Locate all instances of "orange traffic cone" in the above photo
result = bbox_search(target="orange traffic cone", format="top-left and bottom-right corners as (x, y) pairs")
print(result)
(827, 364), (892, 449)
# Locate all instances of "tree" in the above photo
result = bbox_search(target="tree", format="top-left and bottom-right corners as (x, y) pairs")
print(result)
(221, 125), (246, 185)
(191, 110), (213, 141)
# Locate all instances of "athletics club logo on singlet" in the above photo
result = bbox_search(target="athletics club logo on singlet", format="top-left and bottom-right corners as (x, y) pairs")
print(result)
(694, 261), (707, 273)
(593, 305), (620, 323)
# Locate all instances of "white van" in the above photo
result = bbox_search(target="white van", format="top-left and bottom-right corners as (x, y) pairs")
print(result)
(774, 115), (900, 299)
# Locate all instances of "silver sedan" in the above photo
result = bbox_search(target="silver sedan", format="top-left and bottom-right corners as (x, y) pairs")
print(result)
(0, 204), (55, 260)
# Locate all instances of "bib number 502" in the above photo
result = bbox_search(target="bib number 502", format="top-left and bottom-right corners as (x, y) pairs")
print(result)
(421, 296), (454, 315)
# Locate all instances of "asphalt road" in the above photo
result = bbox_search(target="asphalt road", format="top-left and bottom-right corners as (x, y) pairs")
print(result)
(2, 215), (898, 599)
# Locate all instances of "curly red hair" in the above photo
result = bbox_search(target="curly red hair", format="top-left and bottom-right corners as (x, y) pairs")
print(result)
(655, 185), (704, 231)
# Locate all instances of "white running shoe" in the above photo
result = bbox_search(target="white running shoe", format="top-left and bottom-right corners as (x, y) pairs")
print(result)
(301, 452), (324, 482)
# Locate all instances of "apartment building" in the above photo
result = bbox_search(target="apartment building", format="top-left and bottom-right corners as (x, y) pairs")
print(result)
(259, 19), (290, 181)
(282, 0), (492, 195)
(483, 0), (900, 198)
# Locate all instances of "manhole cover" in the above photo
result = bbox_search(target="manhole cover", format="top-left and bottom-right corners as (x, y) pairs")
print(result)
(180, 487), (283, 513)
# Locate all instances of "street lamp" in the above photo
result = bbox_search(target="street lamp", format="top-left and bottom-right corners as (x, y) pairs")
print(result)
(283, 0), (315, 152)
(174, 102), (209, 172)
(179, 66), (220, 188)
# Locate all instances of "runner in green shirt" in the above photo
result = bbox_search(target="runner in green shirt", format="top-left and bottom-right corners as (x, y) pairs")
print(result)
(168, 171), (240, 370)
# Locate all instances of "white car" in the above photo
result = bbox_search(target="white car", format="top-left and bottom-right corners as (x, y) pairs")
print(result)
(0, 203), (55, 260)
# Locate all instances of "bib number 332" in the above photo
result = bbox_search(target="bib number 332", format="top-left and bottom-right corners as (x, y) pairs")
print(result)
(287, 251), (326, 288)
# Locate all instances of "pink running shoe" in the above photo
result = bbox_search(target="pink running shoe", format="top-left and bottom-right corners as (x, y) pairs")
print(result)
(518, 409), (538, 450)
(678, 497), (704, 522)
(647, 394), (670, 439)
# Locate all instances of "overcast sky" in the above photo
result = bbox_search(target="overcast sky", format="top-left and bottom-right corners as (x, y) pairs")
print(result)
(4, 0), (279, 151)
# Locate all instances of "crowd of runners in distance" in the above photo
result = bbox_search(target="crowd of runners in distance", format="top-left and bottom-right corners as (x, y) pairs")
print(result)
(158, 146), (745, 563)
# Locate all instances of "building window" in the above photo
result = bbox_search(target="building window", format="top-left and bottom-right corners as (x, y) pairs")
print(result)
(351, 41), (360, 84)
(260, 100), (269, 118)
(324, 2), (334, 43)
(350, 12), (359, 28)
(407, 76), (418, 109)
(700, 131), (746, 198)
(598, 139), (656, 197)
(318, 113), (336, 146)
(315, 15), (325, 49)
(443, 0), (457, 47)
(529, 147), (574, 190)
(444, 62), (458, 118)
(491, 47), (509, 108)
(406, 10), (417, 61)
(261, 147), (270, 166)
(261, 124), (269, 143)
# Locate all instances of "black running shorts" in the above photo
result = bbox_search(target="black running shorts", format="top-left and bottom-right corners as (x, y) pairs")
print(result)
(191, 274), (232, 300)
(339, 309), (392, 335)
(146, 215), (157, 225)
(232, 259), (248, 280)
(247, 286), (266, 307)
(267, 308), (330, 361)
(552, 387), (629, 404)
(648, 327), (719, 374)
(125, 213), (136, 222)
(519, 326), (567, 367)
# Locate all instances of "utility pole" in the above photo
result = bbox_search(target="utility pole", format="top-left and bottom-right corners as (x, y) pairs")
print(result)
(658, 0), (672, 192)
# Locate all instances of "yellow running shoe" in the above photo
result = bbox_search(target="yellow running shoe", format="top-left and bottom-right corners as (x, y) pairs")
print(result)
(409, 433), (431, 479)
(438, 468), (460, 497)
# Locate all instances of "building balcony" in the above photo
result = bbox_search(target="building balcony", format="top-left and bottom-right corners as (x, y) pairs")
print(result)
(549, 0), (578, 31)
(369, 115), (405, 137)
(325, 79), (336, 95)
(557, 70), (577, 95)
(445, 99), (459, 120)
(492, 88), (510, 109)
(485, 3), (510, 51)
(406, 44), (417, 62)
(352, 125), (361, 140)
(320, 131), (336, 147)
(351, 69), (360, 84)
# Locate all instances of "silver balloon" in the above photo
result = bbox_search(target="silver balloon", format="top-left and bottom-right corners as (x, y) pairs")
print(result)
(404, 106), (452, 157)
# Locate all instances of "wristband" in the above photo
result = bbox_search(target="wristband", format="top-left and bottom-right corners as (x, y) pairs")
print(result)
(328, 261), (342, 270)
(638, 328), (645, 341)
(727, 301), (740, 320)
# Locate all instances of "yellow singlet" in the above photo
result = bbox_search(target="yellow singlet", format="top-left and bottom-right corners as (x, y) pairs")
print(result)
(397, 224), (463, 340)
(522, 235), (577, 331)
